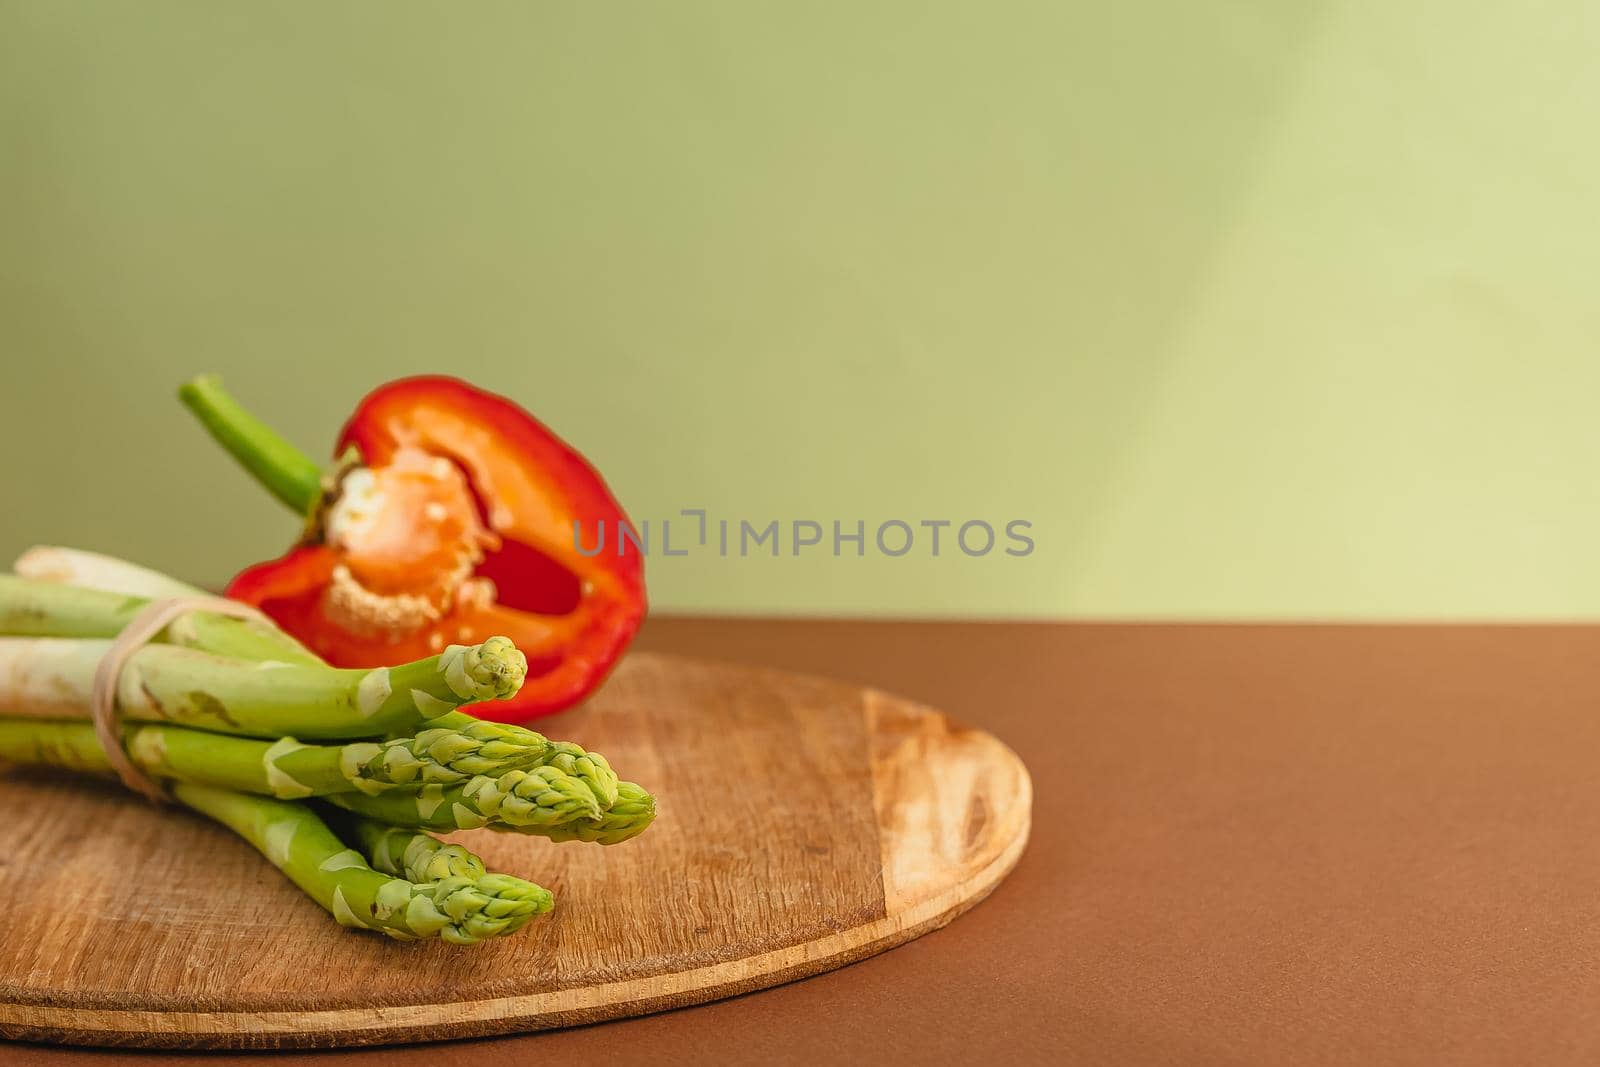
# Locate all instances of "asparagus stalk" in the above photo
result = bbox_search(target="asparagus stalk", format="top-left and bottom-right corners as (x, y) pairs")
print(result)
(328, 765), (607, 832)
(0, 718), (550, 798)
(324, 808), (488, 882)
(173, 782), (552, 943)
(1, 565), (606, 788)
(9, 551), (324, 666)
(0, 571), (618, 788)
(0, 635), (527, 739)
(14, 546), (207, 599)
(0, 575), (322, 666)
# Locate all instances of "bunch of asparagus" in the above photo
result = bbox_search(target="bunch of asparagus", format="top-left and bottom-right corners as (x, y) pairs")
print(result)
(0, 547), (655, 945)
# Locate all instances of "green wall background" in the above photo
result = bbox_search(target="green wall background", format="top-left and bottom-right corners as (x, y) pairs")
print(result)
(4, 2), (1598, 618)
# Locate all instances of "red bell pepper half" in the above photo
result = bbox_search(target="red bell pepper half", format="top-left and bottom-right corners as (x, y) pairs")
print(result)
(179, 375), (645, 721)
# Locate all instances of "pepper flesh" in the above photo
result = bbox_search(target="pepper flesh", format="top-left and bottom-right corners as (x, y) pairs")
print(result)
(185, 376), (645, 721)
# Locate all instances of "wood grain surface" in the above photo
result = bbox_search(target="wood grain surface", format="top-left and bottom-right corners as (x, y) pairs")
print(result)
(0, 650), (1030, 1049)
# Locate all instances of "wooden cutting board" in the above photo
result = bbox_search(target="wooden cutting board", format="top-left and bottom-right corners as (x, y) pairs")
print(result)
(0, 651), (1031, 1049)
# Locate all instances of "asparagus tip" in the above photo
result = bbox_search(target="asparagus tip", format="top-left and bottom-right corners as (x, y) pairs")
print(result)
(442, 636), (527, 702)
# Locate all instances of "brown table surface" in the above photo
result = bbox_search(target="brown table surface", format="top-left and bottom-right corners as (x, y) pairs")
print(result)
(15, 619), (1600, 1065)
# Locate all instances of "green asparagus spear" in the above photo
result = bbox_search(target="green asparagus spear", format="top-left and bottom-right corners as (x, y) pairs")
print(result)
(0, 717), (558, 798)
(16, 545), (212, 599)
(424, 711), (620, 808)
(531, 741), (620, 810)
(13, 547), (328, 665)
(173, 782), (552, 943)
(328, 765), (606, 832)
(0, 574), (322, 665)
(0, 571), (620, 797)
(1, 562), (590, 776)
(330, 774), (655, 844)
(323, 807), (488, 882)
(522, 780), (657, 845)
(372, 718), (562, 786)
(0, 635), (527, 739)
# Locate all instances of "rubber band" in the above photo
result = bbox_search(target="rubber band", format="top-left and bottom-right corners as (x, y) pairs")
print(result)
(90, 597), (272, 804)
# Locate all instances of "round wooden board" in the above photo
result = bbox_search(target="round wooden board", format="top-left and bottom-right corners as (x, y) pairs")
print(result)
(0, 651), (1031, 1049)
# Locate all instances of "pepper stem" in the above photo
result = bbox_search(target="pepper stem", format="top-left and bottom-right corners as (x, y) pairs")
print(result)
(178, 375), (327, 517)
